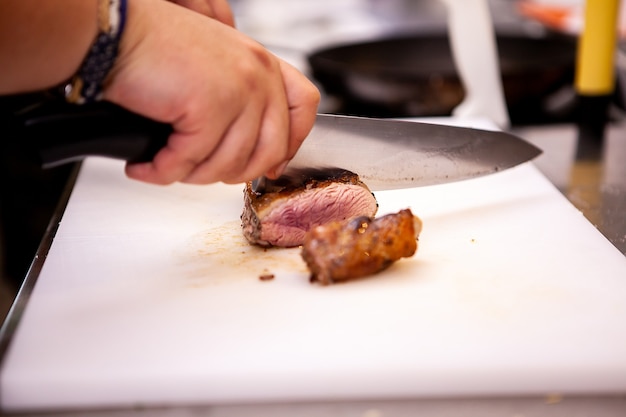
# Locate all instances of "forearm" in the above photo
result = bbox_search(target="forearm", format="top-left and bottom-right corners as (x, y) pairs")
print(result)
(0, 0), (98, 95)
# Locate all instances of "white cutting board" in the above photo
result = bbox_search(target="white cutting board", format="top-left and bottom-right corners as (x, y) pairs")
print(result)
(2, 122), (626, 412)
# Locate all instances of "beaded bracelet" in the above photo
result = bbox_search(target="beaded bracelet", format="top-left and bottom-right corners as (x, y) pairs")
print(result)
(62, 0), (127, 104)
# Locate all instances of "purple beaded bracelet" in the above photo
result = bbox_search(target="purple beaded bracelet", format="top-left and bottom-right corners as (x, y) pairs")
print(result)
(63, 0), (127, 104)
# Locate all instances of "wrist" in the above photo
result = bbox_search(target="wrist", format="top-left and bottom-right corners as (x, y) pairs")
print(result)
(62, 0), (127, 104)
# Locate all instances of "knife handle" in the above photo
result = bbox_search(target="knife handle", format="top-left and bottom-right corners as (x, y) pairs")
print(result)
(13, 100), (172, 169)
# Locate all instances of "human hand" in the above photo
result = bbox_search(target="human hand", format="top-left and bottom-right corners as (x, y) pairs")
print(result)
(168, 0), (235, 27)
(103, 0), (320, 186)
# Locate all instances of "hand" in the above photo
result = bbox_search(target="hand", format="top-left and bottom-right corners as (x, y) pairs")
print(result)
(103, 0), (320, 185)
(168, 0), (235, 27)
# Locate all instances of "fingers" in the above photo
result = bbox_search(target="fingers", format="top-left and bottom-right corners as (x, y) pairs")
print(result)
(126, 107), (287, 185)
(183, 99), (288, 184)
(125, 131), (211, 186)
(280, 60), (321, 158)
(264, 59), (321, 179)
(185, 61), (319, 184)
(109, 0), (318, 186)
(125, 59), (320, 186)
(169, 0), (235, 26)
(174, 69), (291, 184)
(124, 63), (289, 185)
(207, 0), (235, 27)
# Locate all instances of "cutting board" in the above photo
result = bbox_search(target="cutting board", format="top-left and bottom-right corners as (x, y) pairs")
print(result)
(2, 122), (626, 412)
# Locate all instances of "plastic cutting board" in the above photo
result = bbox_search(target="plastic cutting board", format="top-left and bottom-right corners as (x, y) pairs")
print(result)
(1, 121), (626, 413)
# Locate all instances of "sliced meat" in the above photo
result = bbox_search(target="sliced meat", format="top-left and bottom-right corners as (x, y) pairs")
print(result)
(241, 168), (378, 247)
(301, 208), (422, 285)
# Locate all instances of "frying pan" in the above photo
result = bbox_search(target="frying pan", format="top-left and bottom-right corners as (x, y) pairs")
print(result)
(307, 32), (579, 125)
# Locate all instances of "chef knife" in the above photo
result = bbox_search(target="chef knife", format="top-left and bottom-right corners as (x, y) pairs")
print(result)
(267, 112), (541, 191)
(9, 100), (172, 169)
(11, 100), (541, 190)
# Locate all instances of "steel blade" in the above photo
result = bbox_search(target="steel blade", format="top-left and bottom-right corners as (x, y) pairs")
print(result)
(283, 114), (542, 191)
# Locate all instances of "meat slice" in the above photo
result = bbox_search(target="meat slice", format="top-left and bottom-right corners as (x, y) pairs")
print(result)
(241, 168), (378, 247)
(301, 209), (422, 285)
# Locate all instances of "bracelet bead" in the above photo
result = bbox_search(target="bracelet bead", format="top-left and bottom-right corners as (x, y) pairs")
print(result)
(63, 0), (127, 104)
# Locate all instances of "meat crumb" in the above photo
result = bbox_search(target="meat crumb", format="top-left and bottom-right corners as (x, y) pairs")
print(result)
(545, 393), (563, 404)
(259, 272), (275, 281)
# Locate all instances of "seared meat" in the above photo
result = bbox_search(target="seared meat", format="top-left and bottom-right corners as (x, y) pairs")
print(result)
(241, 168), (378, 247)
(301, 209), (422, 285)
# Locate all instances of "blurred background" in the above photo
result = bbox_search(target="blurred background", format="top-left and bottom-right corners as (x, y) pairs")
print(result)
(2, 0), (625, 323)
(231, 0), (624, 122)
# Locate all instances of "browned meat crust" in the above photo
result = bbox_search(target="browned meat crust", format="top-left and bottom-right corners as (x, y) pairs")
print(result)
(301, 209), (422, 285)
(241, 168), (378, 247)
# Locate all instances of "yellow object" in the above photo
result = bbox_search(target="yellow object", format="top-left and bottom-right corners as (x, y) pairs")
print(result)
(575, 0), (622, 95)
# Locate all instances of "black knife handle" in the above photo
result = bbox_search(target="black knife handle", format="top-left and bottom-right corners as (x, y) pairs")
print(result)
(12, 100), (172, 169)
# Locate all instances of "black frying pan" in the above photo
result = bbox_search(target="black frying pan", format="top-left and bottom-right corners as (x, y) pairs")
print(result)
(308, 32), (579, 125)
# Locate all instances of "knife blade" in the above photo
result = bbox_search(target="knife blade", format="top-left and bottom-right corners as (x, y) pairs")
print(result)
(10, 100), (541, 190)
(257, 113), (541, 191)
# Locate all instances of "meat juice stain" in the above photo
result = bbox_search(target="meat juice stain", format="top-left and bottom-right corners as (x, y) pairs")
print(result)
(175, 220), (307, 288)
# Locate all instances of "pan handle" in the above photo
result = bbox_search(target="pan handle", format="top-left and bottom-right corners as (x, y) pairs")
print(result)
(440, 0), (510, 129)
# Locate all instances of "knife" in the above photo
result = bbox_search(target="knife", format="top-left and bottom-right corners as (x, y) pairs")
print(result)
(10, 100), (541, 190)
(9, 100), (171, 169)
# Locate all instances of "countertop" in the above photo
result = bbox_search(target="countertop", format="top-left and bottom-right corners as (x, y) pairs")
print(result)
(514, 122), (626, 256)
